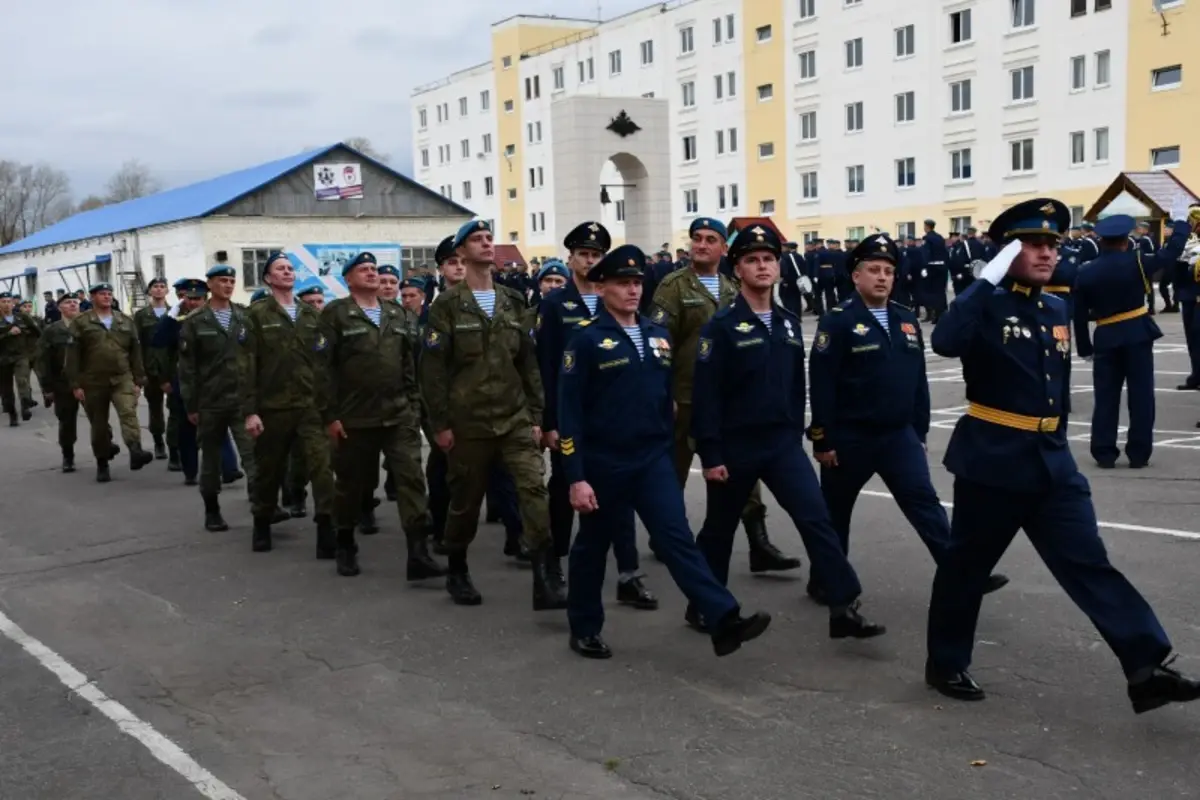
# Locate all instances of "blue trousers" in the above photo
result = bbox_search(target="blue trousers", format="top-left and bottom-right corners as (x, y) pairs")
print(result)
(695, 438), (861, 607)
(1181, 299), (1199, 386)
(927, 474), (1172, 678)
(819, 426), (950, 568)
(171, 393), (239, 479)
(1090, 342), (1155, 465)
(568, 452), (737, 639)
(549, 450), (638, 569)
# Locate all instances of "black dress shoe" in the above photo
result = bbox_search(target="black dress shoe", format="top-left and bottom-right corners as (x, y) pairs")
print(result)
(1096, 461), (1116, 469)
(1175, 383), (1199, 391)
(925, 661), (985, 701)
(617, 576), (658, 610)
(570, 635), (613, 660)
(252, 519), (273, 553)
(447, 572), (482, 605)
(711, 610), (772, 657)
(830, 605), (887, 639)
(1129, 657), (1200, 714)
(1129, 461), (1149, 469)
(984, 574), (1010, 594)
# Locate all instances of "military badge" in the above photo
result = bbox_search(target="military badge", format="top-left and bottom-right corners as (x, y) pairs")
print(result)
(563, 350), (576, 373)
(698, 337), (713, 362)
(852, 323), (869, 336)
(598, 338), (618, 350)
(900, 322), (916, 335)
(425, 329), (441, 349)
(535, 313), (543, 331)
(735, 322), (755, 333)
(563, 301), (578, 310)
(314, 333), (327, 352)
(237, 326), (247, 343)
(815, 330), (830, 351)
(783, 319), (794, 336)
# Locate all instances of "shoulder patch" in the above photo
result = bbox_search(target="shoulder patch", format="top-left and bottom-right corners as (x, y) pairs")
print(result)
(424, 329), (442, 349)
(814, 330), (831, 352)
(698, 337), (713, 362)
(650, 307), (667, 324)
(314, 332), (328, 352)
(562, 350), (576, 373)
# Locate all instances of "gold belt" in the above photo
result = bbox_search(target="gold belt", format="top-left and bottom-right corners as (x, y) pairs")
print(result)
(967, 402), (1059, 433)
(1096, 306), (1148, 326)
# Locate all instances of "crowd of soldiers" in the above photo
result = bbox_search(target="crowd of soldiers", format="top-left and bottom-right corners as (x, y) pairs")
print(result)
(3, 196), (1200, 714)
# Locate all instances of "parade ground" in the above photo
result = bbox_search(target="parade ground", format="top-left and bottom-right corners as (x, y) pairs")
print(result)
(1, 314), (1199, 800)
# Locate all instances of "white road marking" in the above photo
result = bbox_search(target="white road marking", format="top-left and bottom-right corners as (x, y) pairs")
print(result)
(0, 611), (245, 800)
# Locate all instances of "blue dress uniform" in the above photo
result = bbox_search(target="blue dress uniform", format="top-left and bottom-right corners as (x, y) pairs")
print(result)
(779, 243), (806, 317)
(1176, 223), (1200, 390)
(919, 222), (949, 321)
(690, 226), (885, 638)
(558, 244), (770, 659)
(814, 240), (839, 314)
(1073, 214), (1191, 467)
(535, 221), (651, 607)
(925, 198), (1200, 713)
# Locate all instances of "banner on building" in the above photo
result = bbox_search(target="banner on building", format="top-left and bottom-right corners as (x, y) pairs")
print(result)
(313, 163), (364, 200)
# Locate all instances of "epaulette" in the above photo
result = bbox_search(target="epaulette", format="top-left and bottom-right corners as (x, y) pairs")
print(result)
(658, 269), (688, 288)
(712, 305), (736, 320)
(176, 311), (194, 324)
(497, 284), (525, 304)
(888, 300), (913, 312)
(1041, 292), (1065, 306)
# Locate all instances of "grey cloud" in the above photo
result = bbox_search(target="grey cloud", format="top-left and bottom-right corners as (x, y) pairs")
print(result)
(251, 23), (303, 46)
(220, 89), (316, 110)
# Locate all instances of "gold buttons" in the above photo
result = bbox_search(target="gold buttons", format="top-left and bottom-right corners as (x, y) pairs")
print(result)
(1040, 325), (1047, 332)
(1038, 301), (1044, 308)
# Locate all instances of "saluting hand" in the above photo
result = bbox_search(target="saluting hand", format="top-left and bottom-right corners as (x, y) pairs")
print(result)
(570, 481), (599, 514)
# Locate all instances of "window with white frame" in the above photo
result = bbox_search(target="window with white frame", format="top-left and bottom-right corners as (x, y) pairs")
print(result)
(1010, 138), (1035, 172)
(530, 212), (545, 232)
(418, 108), (427, 128)
(1071, 56), (1086, 90)
(713, 16), (724, 43)
(757, 83), (774, 101)
(480, 90), (490, 110)
(895, 91), (915, 123)
(1010, 65), (1034, 101)
(951, 147), (972, 180)
(847, 165), (865, 194)
(1152, 65), (1182, 90)
(897, 221), (916, 240)
(684, 189), (699, 214)
(577, 60), (587, 83)
(846, 226), (865, 241)
(459, 97), (468, 116)
(502, 56), (512, 69)
(461, 139), (470, 159)
(1095, 127), (1109, 161)
(1011, 0), (1035, 28)
(759, 199), (776, 215)
(714, 74), (724, 99)
(730, 183), (740, 208)
(799, 0), (816, 18)
(682, 80), (696, 107)
(845, 37), (863, 69)
(950, 9), (972, 43)
(484, 177), (494, 196)
(553, 66), (565, 90)
(717, 185), (728, 210)
(616, 200), (626, 222)
(420, 148), (429, 168)
(507, 187), (517, 200)
(725, 13), (735, 39)
(895, 25), (914, 58)
(680, 26), (694, 54)
(524, 76), (540, 100)
(463, 181), (472, 201)
(1095, 0), (1112, 9)
(845, 101), (863, 132)
(716, 130), (726, 154)
(641, 40), (654, 65)
(1095, 50), (1111, 86)
(504, 144), (516, 156)
(727, 128), (739, 153)
(799, 49), (816, 80)
(895, 157), (916, 187)
(801, 171), (819, 199)
(482, 134), (492, 154)
(1071, 0), (1087, 16)
(725, 71), (737, 97)
(682, 135), (698, 161)
(949, 216), (972, 234)
(803, 231), (819, 244)
(609, 50), (622, 75)
(800, 110), (817, 140)
(526, 122), (543, 143)
(845, 0), (862, 5)
(951, 78), (972, 112)
(504, 99), (514, 113)
(756, 24), (773, 42)
(435, 105), (443, 123)
(758, 142), (775, 159)
(509, 231), (519, 243)
(1070, 131), (1085, 164)
(1151, 146), (1180, 169)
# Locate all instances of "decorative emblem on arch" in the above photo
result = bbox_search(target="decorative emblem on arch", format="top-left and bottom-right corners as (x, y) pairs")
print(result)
(606, 110), (641, 138)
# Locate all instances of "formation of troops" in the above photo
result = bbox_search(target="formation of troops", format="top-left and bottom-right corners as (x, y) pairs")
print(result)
(4, 195), (1200, 715)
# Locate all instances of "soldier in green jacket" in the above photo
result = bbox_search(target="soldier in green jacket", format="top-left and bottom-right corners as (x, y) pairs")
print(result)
(242, 252), (338, 557)
(65, 283), (155, 481)
(318, 251), (443, 580)
(419, 219), (566, 610)
(281, 284), (327, 517)
(35, 293), (83, 470)
(651, 218), (800, 574)
(14, 298), (40, 416)
(0, 292), (40, 425)
(179, 265), (257, 531)
(133, 276), (172, 460)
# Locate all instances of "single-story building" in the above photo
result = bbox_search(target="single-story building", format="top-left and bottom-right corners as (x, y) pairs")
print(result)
(0, 142), (475, 309)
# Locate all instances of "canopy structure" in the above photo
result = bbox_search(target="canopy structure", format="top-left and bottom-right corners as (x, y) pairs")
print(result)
(1085, 171), (1197, 222)
(45, 255), (110, 294)
(0, 267), (38, 298)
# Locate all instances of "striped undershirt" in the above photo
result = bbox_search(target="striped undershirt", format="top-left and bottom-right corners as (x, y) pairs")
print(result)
(755, 311), (772, 331)
(282, 304), (297, 321)
(698, 275), (720, 299)
(869, 307), (889, 335)
(581, 294), (598, 315)
(212, 308), (232, 330)
(473, 290), (496, 318)
(623, 325), (645, 359)
(362, 306), (382, 326)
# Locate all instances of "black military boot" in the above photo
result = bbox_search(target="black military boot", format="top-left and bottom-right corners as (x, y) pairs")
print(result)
(711, 608), (773, 657)
(270, 507), (291, 525)
(222, 469), (244, 484)
(129, 443), (153, 471)
(406, 535), (446, 580)
(96, 460), (111, 483)
(252, 518), (273, 552)
(532, 547), (568, 611)
(152, 434), (167, 460)
(7, 411), (17, 427)
(287, 489), (308, 519)
(431, 530), (449, 556)
(744, 510), (802, 574)
(108, 442), (121, 458)
(167, 447), (182, 472)
(314, 515), (336, 560)
(203, 494), (228, 532)
(61, 447), (75, 473)
(545, 555), (567, 595)
(20, 406), (32, 422)
(445, 552), (482, 605)
(503, 530), (532, 562)
(335, 529), (360, 577)
(358, 499), (379, 535)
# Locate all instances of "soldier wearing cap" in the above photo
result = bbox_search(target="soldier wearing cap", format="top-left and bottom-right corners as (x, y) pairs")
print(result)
(1130, 220), (1173, 314)
(420, 219), (565, 609)
(65, 282), (155, 481)
(34, 291), (83, 470)
(423, 235), (463, 554)
(689, 226), (886, 640)
(280, 283), (329, 515)
(179, 265), (257, 529)
(9, 298), (40, 417)
(651, 216), (801, 574)
(399, 276), (426, 319)
(0, 291), (40, 426)
(1077, 221), (1101, 263)
(924, 197), (1200, 711)
(133, 276), (173, 460)
(1073, 207), (1193, 468)
(808, 234), (1008, 604)
(558, 243), (772, 659)
(918, 220), (949, 322)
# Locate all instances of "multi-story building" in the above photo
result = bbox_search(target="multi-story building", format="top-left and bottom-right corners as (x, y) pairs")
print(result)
(411, 0), (1194, 260)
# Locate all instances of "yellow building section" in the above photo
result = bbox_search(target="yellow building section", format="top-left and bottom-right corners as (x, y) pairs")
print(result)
(491, 20), (593, 246)
(1124, 3), (1197, 189)
(741, 0), (787, 215)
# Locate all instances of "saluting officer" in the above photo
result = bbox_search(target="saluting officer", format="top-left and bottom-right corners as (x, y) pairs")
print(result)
(651, 217), (800, 574)
(1177, 208), (1200, 391)
(1073, 208), (1192, 468)
(808, 234), (1007, 603)
(559, 243), (772, 659)
(318, 251), (443, 580)
(35, 292), (83, 471)
(925, 198), (1200, 713)
(690, 226), (885, 639)
(66, 282), (155, 481)
(133, 276), (172, 459)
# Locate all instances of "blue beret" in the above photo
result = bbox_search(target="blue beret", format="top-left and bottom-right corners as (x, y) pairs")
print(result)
(728, 224), (782, 262)
(378, 264), (400, 278)
(1080, 221), (1095, 231)
(400, 277), (426, 291)
(1094, 214), (1136, 239)
(434, 236), (456, 266)
(849, 234), (900, 268)
(564, 221), (611, 253)
(586, 244), (646, 283)
(341, 251), (377, 277)
(0, 292), (12, 300)
(250, 288), (269, 304)
(688, 217), (728, 240)
(147, 277), (167, 289)
(206, 265), (236, 279)
(297, 284), (325, 298)
(88, 282), (114, 294)
(536, 258), (570, 282)
(453, 219), (492, 250)
(261, 250), (291, 277)
(987, 198), (1070, 242)
(172, 278), (192, 290)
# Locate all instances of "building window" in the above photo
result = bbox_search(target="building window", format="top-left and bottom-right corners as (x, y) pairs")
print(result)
(758, 142), (775, 159)
(1010, 138), (1035, 172)
(895, 25), (914, 58)
(482, 134), (492, 154)
(529, 167), (545, 189)
(716, 129), (726, 154)
(846, 226), (865, 241)
(1095, 127), (1109, 161)
(680, 26), (694, 54)
(502, 56), (512, 69)
(1095, 50), (1111, 86)
(950, 79), (972, 112)
(609, 50), (622, 76)
(683, 135), (698, 161)
(1070, 206), (1085, 227)
(895, 157), (916, 188)
(461, 139), (470, 159)
(463, 181), (472, 201)
(1071, 56), (1086, 90)
(730, 183), (740, 208)
(714, 75), (724, 100)
(1010, 65), (1035, 101)
(151, 255), (165, 279)
(801, 171), (819, 199)
(725, 13), (736, 39)
(504, 144), (516, 157)
(1095, 0), (1111, 9)
(553, 66), (565, 90)
(759, 199), (776, 215)
(847, 165), (865, 194)
(509, 231), (519, 243)
(530, 212), (546, 233)
(435, 105), (443, 124)
(507, 188), (517, 200)
(799, 0), (816, 18)
(684, 189), (699, 214)
(800, 110), (818, 141)
(616, 200), (626, 222)
(577, 58), (595, 83)
(1151, 146), (1181, 169)
(756, 24), (773, 42)
(949, 216), (972, 234)
(641, 40), (654, 65)
(504, 99), (514, 113)
(726, 71), (738, 97)
(420, 148), (429, 168)
(845, 0), (862, 5)
(418, 108), (427, 128)
(799, 49), (817, 80)
(950, 9), (972, 43)
(717, 185), (727, 210)
(1152, 65), (1182, 90)
(1071, 0), (1087, 17)
(1011, 0), (1035, 28)
(484, 177), (494, 196)
(757, 83), (774, 101)
(458, 97), (468, 116)
(895, 91), (915, 123)
(241, 249), (281, 289)
(845, 101), (863, 132)
(897, 221), (916, 240)
(951, 147), (972, 180)
(526, 121), (542, 143)
(682, 80), (696, 107)
(713, 17), (725, 43)
(480, 90), (490, 111)
(1070, 131), (1085, 164)
(727, 128), (739, 153)
(524, 76), (540, 100)
(845, 37), (863, 69)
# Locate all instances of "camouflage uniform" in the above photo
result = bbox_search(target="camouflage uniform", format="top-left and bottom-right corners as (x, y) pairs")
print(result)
(0, 310), (39, 421)
(133, 304), (170, 451)
(34, 318), (79, 457)
(13, 314), (40, 412)
(65, 309), (150, 464)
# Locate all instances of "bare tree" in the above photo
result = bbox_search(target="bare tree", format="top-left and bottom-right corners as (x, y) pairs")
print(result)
(77, 195), (107, 212)
(0, 160), (73, 245)
(105, 159), (161, 203)
(343, 137), (390, 163)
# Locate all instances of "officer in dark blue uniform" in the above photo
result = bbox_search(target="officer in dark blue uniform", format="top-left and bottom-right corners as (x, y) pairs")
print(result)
(809, 234), (1007, 603)
(925, 197), (1200, 713)
(690, 225), (885, 639)
(1076, 222), (1101, 263)
(814, 239), (839, 313)
(919, 220), (949, 322)
(1175, 211), (1200, 391)
(779, 241), (806, 316)
(537, 221), (655, 608)
(1073, 211), (1191, 468)
(558, 244), (769, 659)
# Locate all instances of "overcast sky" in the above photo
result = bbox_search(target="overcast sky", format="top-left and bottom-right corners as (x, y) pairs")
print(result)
(0, 0), (651, 200)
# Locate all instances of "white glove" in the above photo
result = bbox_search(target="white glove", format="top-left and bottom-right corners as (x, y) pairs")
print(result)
(980, 239), (1023, 285)
(167, 302), (181, 319)
(1169, 195), (1190, 222)
(798, 275), (813, 294)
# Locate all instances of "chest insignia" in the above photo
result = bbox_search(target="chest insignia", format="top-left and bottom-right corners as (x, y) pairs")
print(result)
(852, 323), (869, 336)
(783, 319), (794, 337)
(562, 301), (578, 310)
(698, 337), (713, 362)
(314, 333), (327, 352)
(734, 322), (755, 334)
(900, 322), (916, 335)
(648, 336), (670, 359)
(598, 337), (619, 350)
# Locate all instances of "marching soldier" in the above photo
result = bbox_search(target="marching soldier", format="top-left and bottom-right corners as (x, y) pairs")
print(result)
(925, 197), (1200, 713)
(424, 235), (461, 554)
(133, 277), (172, 460)
(34, 292), (82, 470)
(919, 220), (949, 322)
(12, 299), (39, 418)
(281, 283), (329, 517)
(0, 292), (40, 425)
(65, 283), (155, 481)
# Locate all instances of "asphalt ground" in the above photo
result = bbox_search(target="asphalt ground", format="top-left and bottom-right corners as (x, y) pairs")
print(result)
(1, 311), (1199, 800)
